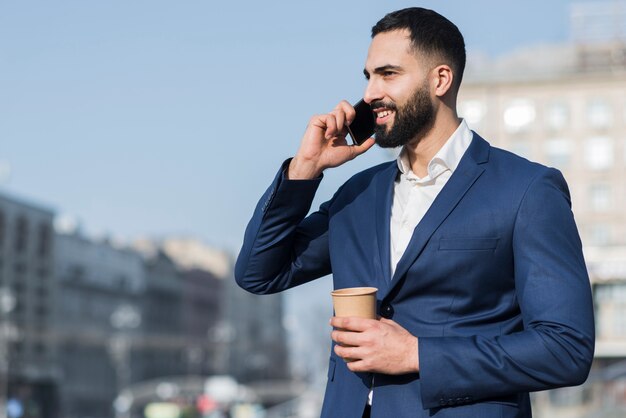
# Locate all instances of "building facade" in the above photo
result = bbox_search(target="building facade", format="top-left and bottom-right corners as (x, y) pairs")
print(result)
(459, 42), (626, 248)
(0, 192), (58, 418)
(54, 232), (145, 418)
(0, 189), (293, 417)
(458, 6), (626, 413)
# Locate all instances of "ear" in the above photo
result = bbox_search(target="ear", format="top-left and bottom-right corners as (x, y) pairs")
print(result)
(432, 65), (454, 97)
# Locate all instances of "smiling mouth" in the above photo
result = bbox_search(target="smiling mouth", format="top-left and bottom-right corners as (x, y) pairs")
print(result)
(374, 108), (395, 124)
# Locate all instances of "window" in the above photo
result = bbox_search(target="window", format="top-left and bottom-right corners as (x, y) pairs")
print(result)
(589, 183), (611, 212)
(546, 102), (569, 131)
(584, 136), (613, 170)
(37, 267), (49, 279)
(14, 216), (28, 254)
(587, 98), (613, 129)
(459, 100), (486, 129)
(35, 304), (48, 317)
(504, 99), (536, 133)
(595, 283), (626, 338)
(548, 386), (593, 407)
(0, 210), (5, 249)
(37, 223), (52, 258)
(544, 138), (572, 168)
(589, 224), (610, 246)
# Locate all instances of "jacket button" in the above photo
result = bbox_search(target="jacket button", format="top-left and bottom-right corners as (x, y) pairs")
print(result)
(380, 303), (394, 319)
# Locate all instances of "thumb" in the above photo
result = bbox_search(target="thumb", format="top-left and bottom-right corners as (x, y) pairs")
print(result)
(351, 137), (376, 157)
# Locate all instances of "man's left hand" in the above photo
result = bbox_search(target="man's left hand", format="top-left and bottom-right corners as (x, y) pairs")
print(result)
(330, 316), (419, 374)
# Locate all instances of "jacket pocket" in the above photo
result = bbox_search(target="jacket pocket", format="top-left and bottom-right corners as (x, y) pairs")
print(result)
(439, 237), (499, 251)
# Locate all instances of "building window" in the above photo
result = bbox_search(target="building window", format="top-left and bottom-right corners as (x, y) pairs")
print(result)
(544, 138), (572, 169)
(589, 183), (612, 212)
(595, 283), (626, 339)
(69, 265), (85, 281)
(0, 210), (5, 249)
(459, 100), (486, 129)
(35, 304), (48, 317)
(546, 101), (569, 131)
(14, 216), (28, 254)
(589, 224), (610, 246)
(548, 386), (593, 407)
(37, 267), (48, 279)
(503, 99), (536, 133)
(587, 98), (613, 129)
(584, 136), (613, 170)
(37, 223), (51, 258)
(13, 262), (26, 276)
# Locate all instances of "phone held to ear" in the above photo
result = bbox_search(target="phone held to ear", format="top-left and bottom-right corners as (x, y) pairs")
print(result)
(345, 99), (376, 145)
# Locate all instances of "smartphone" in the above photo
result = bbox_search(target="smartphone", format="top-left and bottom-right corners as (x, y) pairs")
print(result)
(346, 99), (376, 145)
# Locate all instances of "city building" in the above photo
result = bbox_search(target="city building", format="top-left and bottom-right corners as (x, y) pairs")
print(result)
(224, 273), (290, 384)
(133, 238), (223, 379)
(54, 231), (145, 418)
(143, 237), (291, 384)
(459, 4), (626, 249)
(458, 1), (626, 416)
(0, 192), (58, 418)
(180, 267), (224, 375)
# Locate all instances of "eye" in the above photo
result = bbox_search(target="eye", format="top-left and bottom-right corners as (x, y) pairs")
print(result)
(383, 71), (395, 77)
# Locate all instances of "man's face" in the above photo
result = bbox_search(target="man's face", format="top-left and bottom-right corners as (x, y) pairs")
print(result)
(363, 30), (436, 148)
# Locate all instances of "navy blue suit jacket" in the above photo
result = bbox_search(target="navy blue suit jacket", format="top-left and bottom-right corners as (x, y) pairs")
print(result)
(235, 133), (595, 418)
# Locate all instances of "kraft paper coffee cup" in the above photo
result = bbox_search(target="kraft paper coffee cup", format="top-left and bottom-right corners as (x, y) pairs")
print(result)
(331, 287), (378, 319)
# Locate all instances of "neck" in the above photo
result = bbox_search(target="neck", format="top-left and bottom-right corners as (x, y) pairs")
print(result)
(404, 109), (461, 178)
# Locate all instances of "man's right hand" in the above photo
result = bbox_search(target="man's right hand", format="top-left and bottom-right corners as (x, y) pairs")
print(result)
(287, 100), (376, 180)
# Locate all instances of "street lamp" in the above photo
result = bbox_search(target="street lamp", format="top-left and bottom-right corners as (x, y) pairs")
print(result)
(108, 304), (141, 418)
(0, 287), (17, 418)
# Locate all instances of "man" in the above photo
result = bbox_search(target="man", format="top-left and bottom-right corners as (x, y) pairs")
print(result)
(235, 7), (594, 418)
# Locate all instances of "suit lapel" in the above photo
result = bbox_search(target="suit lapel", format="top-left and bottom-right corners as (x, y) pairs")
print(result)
(374, 162), (398, 288)
(385, 134), (490, 295)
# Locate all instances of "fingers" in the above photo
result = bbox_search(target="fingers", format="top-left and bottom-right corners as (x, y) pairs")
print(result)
(330, 317), (378, 363)
(334, 343), (362, 361)
(351, 137), (376, 157)
(330, 316), (376, 332)
(331, 328), (368, 347)
(335, 100), (357, 126)
(324, 101), (357, 139)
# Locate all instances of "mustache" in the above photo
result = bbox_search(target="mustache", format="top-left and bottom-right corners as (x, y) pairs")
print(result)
(370, 101), (397, 111)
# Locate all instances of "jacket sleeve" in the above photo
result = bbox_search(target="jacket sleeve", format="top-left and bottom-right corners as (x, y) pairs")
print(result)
(418, 167), (595, 409)
(235, 159), (333, 294)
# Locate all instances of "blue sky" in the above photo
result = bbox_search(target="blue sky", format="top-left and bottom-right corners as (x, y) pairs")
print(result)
(0, 0), (578, 252)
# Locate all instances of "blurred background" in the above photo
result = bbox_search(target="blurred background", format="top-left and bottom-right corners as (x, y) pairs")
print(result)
(1, 0), (626, 417)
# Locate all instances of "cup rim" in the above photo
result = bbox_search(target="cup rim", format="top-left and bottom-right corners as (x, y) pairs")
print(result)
(331, 287), (378, 297)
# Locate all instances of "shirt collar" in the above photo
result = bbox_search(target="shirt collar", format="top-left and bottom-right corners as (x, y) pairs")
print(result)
(396, 119), (473, 180)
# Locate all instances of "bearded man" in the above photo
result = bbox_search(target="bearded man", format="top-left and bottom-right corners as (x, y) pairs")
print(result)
(235, 7), (594, 418)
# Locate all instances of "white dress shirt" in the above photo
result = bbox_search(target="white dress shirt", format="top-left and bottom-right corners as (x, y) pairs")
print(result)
(390, 120), (473, 277)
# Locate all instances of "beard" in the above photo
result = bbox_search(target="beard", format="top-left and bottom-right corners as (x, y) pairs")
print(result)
(372, 81), (435, 149)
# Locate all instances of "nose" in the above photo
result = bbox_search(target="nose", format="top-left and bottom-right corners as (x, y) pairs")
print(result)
(363, 78), (383, 105)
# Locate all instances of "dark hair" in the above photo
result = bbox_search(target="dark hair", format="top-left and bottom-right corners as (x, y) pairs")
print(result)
(372, 7), (466, 89)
